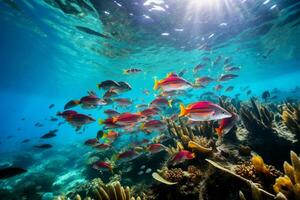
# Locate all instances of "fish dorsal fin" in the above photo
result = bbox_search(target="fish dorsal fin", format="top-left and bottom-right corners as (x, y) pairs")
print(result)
(166, 72), (178, 78)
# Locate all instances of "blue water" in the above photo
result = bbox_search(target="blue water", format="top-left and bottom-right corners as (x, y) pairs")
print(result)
(1, 0), (300, 198)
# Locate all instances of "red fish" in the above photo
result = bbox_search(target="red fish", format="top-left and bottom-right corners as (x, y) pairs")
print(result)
(111, 112), (146, 125)
(67, 114), (95, 127)
(92, 161), (113, 173)
(140, 107), (160, 117)
(215, 113), (239, 137)
(113, 98), (132, 106)
(219, 74), (239, 81)
(116, 150), (140, 161)
(80, 95), (107, 107)
(84, 138), (99, 146)
(57, 110), (77, 119)
(141, 120), (166, 131)
(104, 109), (120, 117)
(94, 143), (111, 150)
(179, 101), (232, 121)
(195, 76), (214, 86)
(98, 118), (122, 129)
(154, 73), (192, 91)
(147, 143), (166, 154)
(171, 150), (195, 166)
(150, 97), (172, 108)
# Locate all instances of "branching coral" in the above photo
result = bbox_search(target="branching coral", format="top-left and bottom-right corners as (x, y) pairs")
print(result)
(240, 98), (275, 134)
(240, 98), (291, 166)
(61, 178), (139, 200)
(166, 119), (214, 156)
(282, 103), (300, 140)
(273, 151), (300, 199)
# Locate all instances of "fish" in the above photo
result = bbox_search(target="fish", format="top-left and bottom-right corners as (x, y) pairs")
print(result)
(140, 107), (160, 117)
(246, 90), (252, 95)
(179, 101), (232, 121)
(116, 150), (140, 161)
(171, 150), (195, 166)
(94, 143), (111, 150)
(98, 117), (122, 129)
(225, 86), (234, 92)
(141, 120), (166, 132)
(215, 113), (239, 138)
(64, 100), (81, 110)
(57, 110), (77, 119)
(150, 97), (172, 108)
(115, 81), (132, 92)
(92, 161), (113, 172)
(219, 74), (239, 81)
(224, 66), (240, 72)
(40, 133), (56, 139)
(34, 122), (43, 127)
(84, 138), (99, 146)
(147, 143), (166, 154)
(98, 130), (119, 141)
(123, 68), (142, 74)
(103, 89), (119, 99)
(75, 26), (111, 39)
(154, 73), (192, 91)
(214, 84), (223, 91)
(193, 64), (205, 73)
(21, 139), (30, 143)
(110, 112), (146, 126)
(49, 104), (55, 109)
(113, 98), (132, 106)
(104, 109), (120, 117)
(0, 167), (27, 179)
(195, 76), (214, 86)
(34, 144), (53, 149)
(40, 130), (58, 139)
(67, 114), (96, 128)
(223, 57), (231, 65)
(50, 117), (58, 122)
(80, 95), (107, 107)
(97, 80), (120, 90)
(262, 91), (270, 102)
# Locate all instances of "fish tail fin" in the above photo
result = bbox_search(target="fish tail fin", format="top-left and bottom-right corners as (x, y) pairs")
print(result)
(215, 128), (222, 137)
(140, 123), (145, 130)
(98, 119), (104, 125)
(56, 112), (61, 116)
(112, 117), (117, 123)
(153, 77), (159, 90)
(123, 69), (128, 74)
(168, 100), (172, 108)
(178, 104), (187, 117)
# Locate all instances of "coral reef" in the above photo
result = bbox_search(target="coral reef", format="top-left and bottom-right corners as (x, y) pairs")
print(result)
(282, 103), (300, 140)
(234, 155), (282, 191)
(60, 178), (140, 200)
(240, 98), (291, 166)
(273, 151), (300, 199)
(166, 119), (214, 157)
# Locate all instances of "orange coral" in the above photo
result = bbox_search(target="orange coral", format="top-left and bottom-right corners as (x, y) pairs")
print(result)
(252, 155), (269, 174)
(273, 176), (293, 197)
